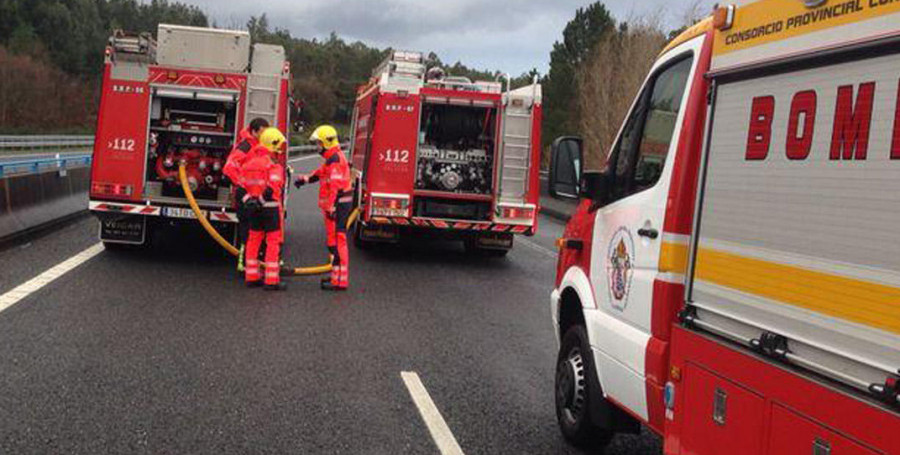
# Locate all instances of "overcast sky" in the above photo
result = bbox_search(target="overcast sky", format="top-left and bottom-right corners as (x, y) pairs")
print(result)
(179, 0), (715, 75)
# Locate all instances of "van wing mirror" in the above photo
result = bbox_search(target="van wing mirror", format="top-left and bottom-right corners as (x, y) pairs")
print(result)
(548, 136), (583, 200)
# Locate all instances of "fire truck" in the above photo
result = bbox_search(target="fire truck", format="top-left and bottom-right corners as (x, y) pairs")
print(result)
(89, 25), (291, 247)
(547, 0), (900, 453)
(348, 51), (542, 256)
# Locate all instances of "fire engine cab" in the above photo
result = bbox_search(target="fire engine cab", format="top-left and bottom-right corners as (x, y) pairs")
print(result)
(89, 25), (291, 247)
(548, 0), (900, 453)
(348, 51), (542, 256)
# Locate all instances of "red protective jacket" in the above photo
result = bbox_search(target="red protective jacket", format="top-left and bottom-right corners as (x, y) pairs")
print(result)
(309, 146), (352, 212)
(241, 146), (284, 207)
(223, 127), (259, 187)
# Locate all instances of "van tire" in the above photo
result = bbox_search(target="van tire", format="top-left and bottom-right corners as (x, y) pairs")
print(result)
(556, 325), (614, 449)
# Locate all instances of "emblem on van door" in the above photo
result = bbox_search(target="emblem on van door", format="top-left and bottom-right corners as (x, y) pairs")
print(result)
(803, 0), (827, 7)
(607, 227), (635, 311)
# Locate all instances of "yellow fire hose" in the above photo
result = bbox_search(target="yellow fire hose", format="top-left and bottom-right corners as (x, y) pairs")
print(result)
(178, 163), (358, 276)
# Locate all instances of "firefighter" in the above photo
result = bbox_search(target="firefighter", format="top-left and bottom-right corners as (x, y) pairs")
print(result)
(294, 125), (352, 291)
(242, 127), (287, 291)
(223, 117), (270, 273)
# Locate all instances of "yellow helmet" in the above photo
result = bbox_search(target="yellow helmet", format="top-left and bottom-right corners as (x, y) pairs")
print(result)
(260, 127), (286, 153)
(309, 125), (340, 149)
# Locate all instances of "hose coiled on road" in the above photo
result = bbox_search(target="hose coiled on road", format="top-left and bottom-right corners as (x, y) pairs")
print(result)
(178, 163), (358, 276)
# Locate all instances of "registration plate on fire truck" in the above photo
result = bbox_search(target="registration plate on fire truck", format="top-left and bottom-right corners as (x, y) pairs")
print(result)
(163, 207), (206, 220)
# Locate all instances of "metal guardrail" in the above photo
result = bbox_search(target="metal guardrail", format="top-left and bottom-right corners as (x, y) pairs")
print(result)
(0, 135), (94, 149)
(287, 143), (349, 155)
(1, 136), (341, 154)
(0, 154), (92, 178)
(0, 136), (336, 177)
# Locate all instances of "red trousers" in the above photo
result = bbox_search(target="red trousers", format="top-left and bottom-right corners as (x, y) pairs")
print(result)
(324, 202), (351, 288)
(245, 207), (282, 286)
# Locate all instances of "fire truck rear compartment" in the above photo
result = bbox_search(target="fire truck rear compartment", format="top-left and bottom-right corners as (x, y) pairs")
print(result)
(415, 103), (496, 196)
(145, 95), (238, 205)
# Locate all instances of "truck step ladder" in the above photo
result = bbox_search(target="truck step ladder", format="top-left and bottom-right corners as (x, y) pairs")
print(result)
(246, 74), (280, 126)
(497, 82), (540, 204)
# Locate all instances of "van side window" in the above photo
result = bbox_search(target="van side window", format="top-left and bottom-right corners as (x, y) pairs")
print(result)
(633, 57), (692, 192)
(613, 108), (643, 200)
(607, 55), (693, 202)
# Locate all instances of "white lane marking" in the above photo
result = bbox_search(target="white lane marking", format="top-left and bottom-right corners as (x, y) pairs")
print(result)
(0, 243), (105, 315)
(401, 371), (465, 455)
(287, 154), (320, 163)
(519, 237), (557, 260)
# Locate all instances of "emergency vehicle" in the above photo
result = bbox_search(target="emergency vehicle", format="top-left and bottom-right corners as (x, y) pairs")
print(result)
(547, 0), (900, 453)
(348, 51), (542, 256)
(89, 25), (291, 247)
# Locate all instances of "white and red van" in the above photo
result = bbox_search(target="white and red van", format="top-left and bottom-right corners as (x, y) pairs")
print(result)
(547, 1), (900, 453)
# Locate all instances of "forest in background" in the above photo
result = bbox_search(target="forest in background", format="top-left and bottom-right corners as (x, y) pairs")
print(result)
(0, 0), (537, 133)
(0, 0), (703, 168)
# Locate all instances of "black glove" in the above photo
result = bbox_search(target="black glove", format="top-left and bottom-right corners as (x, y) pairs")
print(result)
(294, 177), (306, 189)
(263, 187), (274, 201)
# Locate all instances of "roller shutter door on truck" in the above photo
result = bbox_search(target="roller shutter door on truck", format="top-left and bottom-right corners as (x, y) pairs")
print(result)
(687, 44), (900, 397)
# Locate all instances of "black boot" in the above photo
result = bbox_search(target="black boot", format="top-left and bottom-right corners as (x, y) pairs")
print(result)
(320, 281), (347, 292)
(264, 282), (288, 291)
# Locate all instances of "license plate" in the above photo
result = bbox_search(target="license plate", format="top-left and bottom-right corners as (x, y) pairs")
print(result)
(100, 215), (146, 244)
(163, 206), (206, 220)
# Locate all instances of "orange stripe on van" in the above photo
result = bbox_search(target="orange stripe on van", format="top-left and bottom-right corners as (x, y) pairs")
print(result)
(713, 0), (900, 56)
(695, 248), (900, 335)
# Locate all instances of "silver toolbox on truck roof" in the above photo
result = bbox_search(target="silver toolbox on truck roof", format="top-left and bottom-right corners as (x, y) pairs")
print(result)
(156, 24), (250, 72)
(250, 44), (286, 75)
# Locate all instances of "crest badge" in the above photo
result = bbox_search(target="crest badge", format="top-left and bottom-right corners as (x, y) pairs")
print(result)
(606, 227), (635, 311)
(803, 0), (827, 7)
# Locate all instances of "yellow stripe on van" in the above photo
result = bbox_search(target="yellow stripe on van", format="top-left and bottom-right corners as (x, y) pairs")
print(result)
(695, 248), (900, 335)
(660, 241), (690, 275)
(713, 0), (900, 56)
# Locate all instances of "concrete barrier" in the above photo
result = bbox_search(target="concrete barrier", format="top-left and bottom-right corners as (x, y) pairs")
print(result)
(0, 166), (89, 242)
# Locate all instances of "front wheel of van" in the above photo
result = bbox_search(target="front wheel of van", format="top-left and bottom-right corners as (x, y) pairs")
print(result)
(556, 325), (614, 449)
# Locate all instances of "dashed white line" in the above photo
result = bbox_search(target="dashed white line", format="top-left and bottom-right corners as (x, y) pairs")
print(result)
(0, 243), (105, 315)
(401, 371), (465, 455)
(518, 237), (557, 260)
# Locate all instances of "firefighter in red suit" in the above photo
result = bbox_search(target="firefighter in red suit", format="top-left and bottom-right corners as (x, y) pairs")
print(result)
(223, 118), (270, 273)
(242, 127), (287, 291)
(294, 125), (352, 291)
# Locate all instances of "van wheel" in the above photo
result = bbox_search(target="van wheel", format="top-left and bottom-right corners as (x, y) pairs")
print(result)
(556, 325), (614, 449)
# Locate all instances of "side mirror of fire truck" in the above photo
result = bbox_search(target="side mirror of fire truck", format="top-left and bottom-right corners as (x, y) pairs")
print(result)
(548, 136), (583, 200)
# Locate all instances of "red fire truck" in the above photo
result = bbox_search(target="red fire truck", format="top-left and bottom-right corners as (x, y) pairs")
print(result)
(89, 25), (291, 247)
(547, 1), (900, 453)
(348, 51), (542, 256)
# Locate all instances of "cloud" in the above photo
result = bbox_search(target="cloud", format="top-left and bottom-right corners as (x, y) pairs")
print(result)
(182, 0), (715, 74)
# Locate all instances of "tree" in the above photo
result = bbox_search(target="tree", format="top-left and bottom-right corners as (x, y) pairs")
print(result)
(543, 2), (616, 148)
(576, 19), (667, 168)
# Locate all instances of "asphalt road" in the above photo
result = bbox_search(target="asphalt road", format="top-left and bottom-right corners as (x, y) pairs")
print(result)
(0, 155), (662, 454)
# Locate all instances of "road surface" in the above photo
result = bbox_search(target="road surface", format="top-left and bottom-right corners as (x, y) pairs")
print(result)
(0, 155), (661, 454)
